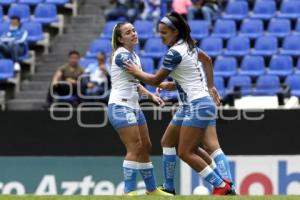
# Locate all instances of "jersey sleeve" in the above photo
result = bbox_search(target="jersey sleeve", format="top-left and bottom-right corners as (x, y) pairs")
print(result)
(162, 49), (182, 72)
(115, 52), (133, 69)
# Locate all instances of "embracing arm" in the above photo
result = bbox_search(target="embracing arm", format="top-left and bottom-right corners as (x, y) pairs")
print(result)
(198, 49), (214, 89)
(138, 84), (165, 106)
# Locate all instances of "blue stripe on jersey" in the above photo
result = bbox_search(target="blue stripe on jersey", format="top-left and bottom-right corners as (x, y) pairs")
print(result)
(115, 52), (133, 69)
(162, 49), (182, 71)
(175, 81), (188, 103)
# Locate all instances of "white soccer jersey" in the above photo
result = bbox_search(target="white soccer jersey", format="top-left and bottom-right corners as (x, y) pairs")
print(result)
(108, 47), (142, 109)
(162, 40), (209, 103)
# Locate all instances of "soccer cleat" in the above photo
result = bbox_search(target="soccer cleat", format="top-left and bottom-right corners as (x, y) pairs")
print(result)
(146, 188), (174, 196)
(212, 182), (235, 195)
(124, 191), (138, 196)
(157, 185), (176, 195)
(222, 178), (237, 195)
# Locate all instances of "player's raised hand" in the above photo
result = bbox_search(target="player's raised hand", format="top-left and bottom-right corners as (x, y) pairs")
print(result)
(208, 87), (221, 106)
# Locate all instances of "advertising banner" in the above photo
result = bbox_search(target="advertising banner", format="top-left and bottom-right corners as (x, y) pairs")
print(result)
(181, 155), (300, 195)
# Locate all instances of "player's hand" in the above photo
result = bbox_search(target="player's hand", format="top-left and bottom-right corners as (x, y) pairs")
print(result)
(125, 60), (139, 75)
(208, 87), (221, 106)
(151, 95), (165, 107)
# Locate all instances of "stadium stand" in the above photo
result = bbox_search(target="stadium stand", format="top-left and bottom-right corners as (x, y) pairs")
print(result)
(4, 0), (300, 110)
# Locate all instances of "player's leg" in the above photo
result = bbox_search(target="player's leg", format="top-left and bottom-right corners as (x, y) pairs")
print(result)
(202, 126), (234, 185)
(108, 104), (141, 194)
(137, 110), (173, 196)
(178, 126), (227, 190)
(160, 123), (180, 193)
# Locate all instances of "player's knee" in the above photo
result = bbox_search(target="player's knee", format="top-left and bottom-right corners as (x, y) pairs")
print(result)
(178, 148), (188, 162)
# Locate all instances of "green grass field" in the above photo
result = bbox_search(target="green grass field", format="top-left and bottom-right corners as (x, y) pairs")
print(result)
(1, 196), (300, 200)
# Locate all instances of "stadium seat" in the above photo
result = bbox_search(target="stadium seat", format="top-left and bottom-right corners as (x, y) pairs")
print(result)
(253, 75), (281, 96)
(133, 20), (154, 41)
(8, 4), (31, 23)
(268, 55), (293, 77)
(22, 21), (44, 43)
(267, 18), (291, 38)
(141, 37), (167, 59)
(189, 20), (209, 40)
(223, 1), (248, 20)
(294, 19), (300, 35)
(79, 57), (97, 68)
(239, 55), (265, 77)
(160, 90), (178, 101)
(0, 6), (3, 22)
(100, 21), (119, 39)
(296, 58), (300, 75)
(251, 0), (276, 20)
(214, 56), (237, 78)
(145, 84), (156, 93)
(86, 38), (112, 58)
(228, 75), (252, 95)
(0, 59), (14, 80)
(34, 3), (59, 24)
(0, 0), (16, 6)
(214, 76), (226, 97)
(140, 57), (155, 74)
(225, 36), (250, 56)
(252, 36), (278, 56)
(19, 0), (43, 5)
(280, 35), (300, 56)
(211, 19), (236, 39)
(200, 37), (223, 57)
(278, 0), (300, 19)
(0, 21), (9, 36)
(285, 75), (300, 97)
(45, 0), (70, 5)
(239, 19), (264, 39)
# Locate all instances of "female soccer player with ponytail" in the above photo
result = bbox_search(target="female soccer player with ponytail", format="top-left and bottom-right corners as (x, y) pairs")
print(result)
(107, 22), (173, 196)
(125, 12), (235, 195)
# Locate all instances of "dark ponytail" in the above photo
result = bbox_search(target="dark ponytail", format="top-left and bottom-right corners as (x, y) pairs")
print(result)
(165, 12), (197, 52)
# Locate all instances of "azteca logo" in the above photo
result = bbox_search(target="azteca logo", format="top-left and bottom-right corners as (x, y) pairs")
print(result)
(180, 156), (300, 195)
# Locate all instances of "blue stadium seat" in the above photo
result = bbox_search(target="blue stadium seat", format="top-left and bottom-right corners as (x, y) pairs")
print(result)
(267, 18), (291, 38)
(285, 75), (300, 97)
(145, 84), (156, 93)
(140, 57), (155, 73)
(280, 35), (300, 56)
(251, 0), (276, 20)
(0, 6), (3, 22)
(240, 55), (265, 77)
(8, 4), (30, 23)
(0, 21), (9, 36)
(278, 0), (300, 19)
(100, 21), (119, 39)
(268, 55), (293, 77)
(252, 36), (278, 56)
(294, 19), (300, 35)
(0, 0), (16, 6)
(19, 0), (43, 5)
(225, 36), (250, 56)
(79, 57), (97, 68)
(160, 90), (178, 101)
(133, 20), (154, 41)
(211, 19), (236, 39)
(223, 1), (248, 20)
(86, 39), (112, 58)
(296, 58), (300, 75)
(189, 20), (209, 40)
(253, 75), (281, 96)
(22, 21), (44, 43)
(214, 56), (237, 78)
(34, 3), (58, 24)
(228, 75), (252, 95)
(200, 37), (223, 57)
(0, 59), (14, 80)
(239, 19), (264, 39)
(214, 76), (226, 97)
(141, 37), (167, 59)
(45, 0), (69, 5)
